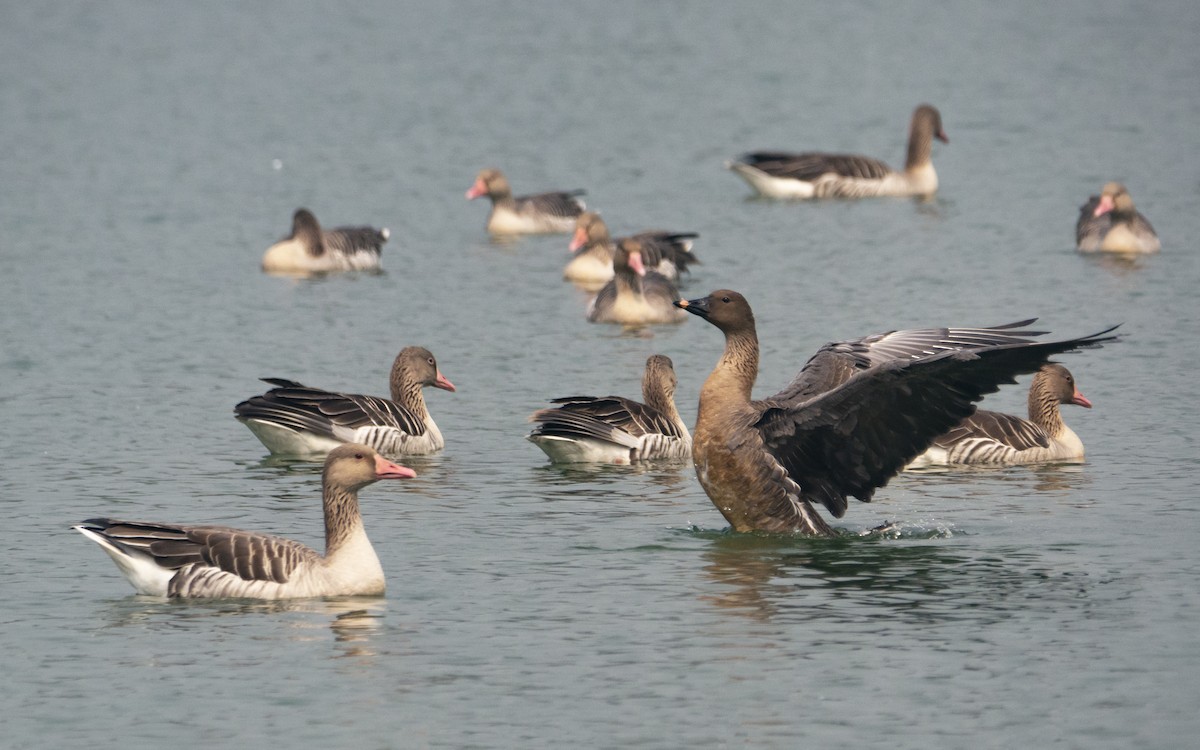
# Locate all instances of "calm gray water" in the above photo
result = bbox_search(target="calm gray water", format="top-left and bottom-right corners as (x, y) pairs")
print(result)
(3, 1), (1199, 747)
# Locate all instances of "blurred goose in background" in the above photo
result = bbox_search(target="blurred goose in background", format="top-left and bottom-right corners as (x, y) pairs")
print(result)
(466, 167), (586, 235)
(528, 354), (691, 464)
(74, 444), (414, 599)
(566, 212), (699, 287)
(1076, 182), (1160, 253)
(727, 104), (948, 199)
(907, 364), (1092, 467)
(675, 290), (1118, 535)
(586, 238), (688, 325)
(262, 208), (389, 274)
(235, 346), (456, 458)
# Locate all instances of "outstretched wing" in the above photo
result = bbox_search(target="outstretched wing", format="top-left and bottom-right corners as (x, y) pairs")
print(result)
(755, 326), (1119, 517)
(771, 320), (1047, 403)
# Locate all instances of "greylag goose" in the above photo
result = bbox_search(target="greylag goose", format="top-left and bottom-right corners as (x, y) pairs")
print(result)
(527, 354), (691, 464)
(587, 238), (688, 325)
(566, 212), (699, 286)
(674, 290), (1118, 536)
(907, 364), (1092, 467)
(261, 208), (389, 274)
(727, 104), (948, 199)
(73, 444), (413, 599)
(1076, 182), (1160, 253)
(235, 346), (455, 457)
(465, 168), (586, 235)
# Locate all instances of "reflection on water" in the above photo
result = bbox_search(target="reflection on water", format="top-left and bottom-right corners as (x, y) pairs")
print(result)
(96, 596), (388, 659)
(1078, 250), (1152, 276)
(696, 530), (1098, 633)
(904, 460), (1092, 494)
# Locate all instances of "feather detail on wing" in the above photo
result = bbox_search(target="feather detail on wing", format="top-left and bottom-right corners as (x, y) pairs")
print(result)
(75, 519), (317, 585)
(234, 380), (426, 438)
(932, 409), (1050, 452)
(754, 326), (1120, 517)
(529, 396), (686, 448)
(518, 191), (586, 218)
(735, 152), (894, 182)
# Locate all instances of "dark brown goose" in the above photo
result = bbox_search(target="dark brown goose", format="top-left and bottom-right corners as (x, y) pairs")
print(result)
(527, 354), (691, 464)
(1076, 182), (1160, 253)
(465, 167), (586, 235)
(235, 346), (456, 458)
(587, 238), (688, 325)
(566, 211), (699, 286)
(908, 364), (1092, 467)
(74, 444), (414, 599)
(727, 104), (947, 199)
(675, 290), (1117, 535)
(262, 208), (389, 274)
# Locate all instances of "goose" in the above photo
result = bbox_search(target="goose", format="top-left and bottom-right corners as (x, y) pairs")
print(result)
(674, 290), (1117, 535)
(907, 364), (1092, 467)
(586, 238), (688, 325)
(727, 104), (948, 199)
(566, 212), (699, 286)
(261, 208), (389, 274)
(465, 168), (586, 235)
(235, 346), (456, 458)
(527, 354), (691, 464)
(1076, 182), (1160, 253)
(73, 444), (414, 599)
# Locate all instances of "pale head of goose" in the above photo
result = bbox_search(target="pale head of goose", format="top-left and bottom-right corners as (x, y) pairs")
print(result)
(1035, 363), (1092, 409)
(1093, 182), (1141, 221)
(615, 238), (647, 277)
(325, 442), (417, 490)
(642, 354), (678, 404)
(570, 211), (609, 253)
(290, 208), (325, 254)
(390, 346), (456, 400)
(465, 168), (511, 201)
(912, 104), (949, 144)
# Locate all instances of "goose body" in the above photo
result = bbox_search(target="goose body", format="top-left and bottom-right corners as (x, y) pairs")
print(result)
(466, 168), (586, 235)
(908, 364), (1091, 467)
(235, 347), (455, 458)
(1076, 182), (1160, 254)
(586, 238), (688, 325)
(74, 444), (414, 599)
(528, 355), (691, 464)
(727, 104), (947, 199)
(262, 208), (388, 274)
(566, 212), (699, 286)
(675, 290), (1117, 536)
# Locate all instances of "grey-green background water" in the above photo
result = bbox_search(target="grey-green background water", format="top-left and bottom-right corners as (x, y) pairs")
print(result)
(3, 1), (1198, 747)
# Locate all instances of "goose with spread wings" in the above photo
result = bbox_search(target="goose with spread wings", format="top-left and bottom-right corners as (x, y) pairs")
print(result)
(674, 290), (1118, 535)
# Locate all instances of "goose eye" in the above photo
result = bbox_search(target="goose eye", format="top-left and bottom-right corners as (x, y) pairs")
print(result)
(354, 452), (364, 460)
(721, 296), (730, 303)
(428, 357), (435, 366)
